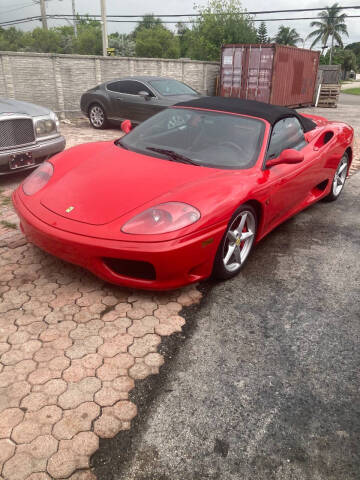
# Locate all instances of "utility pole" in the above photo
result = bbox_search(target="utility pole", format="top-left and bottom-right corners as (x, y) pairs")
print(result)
(39, 0), (48, 30)
(329, 33), (334, 65)
(100, 0), (108, 57)
(72, 0), (77, 37)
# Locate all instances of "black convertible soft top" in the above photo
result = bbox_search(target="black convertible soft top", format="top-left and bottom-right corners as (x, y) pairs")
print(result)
(175, 96), (316, 133)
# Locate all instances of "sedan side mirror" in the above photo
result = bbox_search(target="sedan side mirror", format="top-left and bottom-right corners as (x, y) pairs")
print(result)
(121, 119), (132, 134)
(266, 149), (304, 168)
(138, 90), (151, 100)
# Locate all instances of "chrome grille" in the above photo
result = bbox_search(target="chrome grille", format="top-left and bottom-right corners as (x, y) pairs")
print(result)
(0, 118), (35, 150)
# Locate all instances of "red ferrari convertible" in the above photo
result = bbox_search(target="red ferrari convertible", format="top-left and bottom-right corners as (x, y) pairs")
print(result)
(13, 97), (353, 290)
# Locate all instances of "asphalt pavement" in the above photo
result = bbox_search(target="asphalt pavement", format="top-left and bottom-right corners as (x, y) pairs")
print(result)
(93, 172), (360, 479)
(339, 92), (360, 107)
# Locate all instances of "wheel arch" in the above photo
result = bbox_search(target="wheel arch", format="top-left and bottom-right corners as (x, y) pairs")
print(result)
(345, 146), (352, 168)
(87, 98), (108, 117)
(242, 199), (264, 240)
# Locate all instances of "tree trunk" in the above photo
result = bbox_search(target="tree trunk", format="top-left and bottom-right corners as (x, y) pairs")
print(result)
(329, 33), (334, 64)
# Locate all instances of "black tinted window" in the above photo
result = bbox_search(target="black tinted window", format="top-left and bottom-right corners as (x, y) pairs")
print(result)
(107, 80), (153, 96)
(267, 117), (306, 159)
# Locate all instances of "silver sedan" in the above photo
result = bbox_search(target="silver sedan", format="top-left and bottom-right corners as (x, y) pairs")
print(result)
(0, 99), (65, 176)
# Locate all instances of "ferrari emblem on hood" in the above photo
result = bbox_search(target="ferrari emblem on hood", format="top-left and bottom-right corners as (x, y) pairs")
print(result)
(65, 206), (75, 213)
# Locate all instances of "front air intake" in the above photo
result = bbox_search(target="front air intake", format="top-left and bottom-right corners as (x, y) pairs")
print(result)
(103, 258), (156, 281)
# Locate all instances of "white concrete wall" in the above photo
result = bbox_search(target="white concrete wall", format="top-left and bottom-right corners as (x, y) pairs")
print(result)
(0, 52), (220, 117)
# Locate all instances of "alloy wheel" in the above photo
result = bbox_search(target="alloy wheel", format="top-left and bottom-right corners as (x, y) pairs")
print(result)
(332, 156), (348, 197)
(90, 105), (105, 128)
(223, 210), (256, 272)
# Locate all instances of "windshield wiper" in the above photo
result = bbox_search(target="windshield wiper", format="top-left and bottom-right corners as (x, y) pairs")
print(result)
(146, 147), (198, 165)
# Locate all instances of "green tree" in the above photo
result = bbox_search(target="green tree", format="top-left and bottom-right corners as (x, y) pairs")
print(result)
(135, 27), (180, 58)
(73, 17), (102, 55)
(345, 42), (360, 70)
(108, 33), (135, 57)
(176, 22), (194, 58)
(0, 27), (26, 51)
(273, 25), (302, 46)
(53, 25), (77, 54)
(257, 21), (269, 44)
(26, 27), (63, 53)
(307, 3), (348, 64)
(133, 14), (163, 38)
(0, 17), (103, 55)
(323, 47), (357, 75)
(188, 0), (257, 61)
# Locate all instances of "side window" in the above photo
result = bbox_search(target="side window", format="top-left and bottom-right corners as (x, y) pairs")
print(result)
(266, 117), (306, 159)
(107, 81), (123, 93)
(107, 80), (154, 96)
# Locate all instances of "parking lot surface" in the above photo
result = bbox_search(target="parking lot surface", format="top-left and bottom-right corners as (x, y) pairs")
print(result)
(0, 105), (359, 479)
(101, 172), (360, 480)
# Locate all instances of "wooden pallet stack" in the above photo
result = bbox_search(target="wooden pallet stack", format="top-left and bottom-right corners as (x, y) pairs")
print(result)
(316, 83), (341, 108)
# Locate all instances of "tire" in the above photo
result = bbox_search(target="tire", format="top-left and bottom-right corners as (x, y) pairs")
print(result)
(324, 153), (349, 202)
(88, 103), (108, 129)
(212, 204), (257, 280)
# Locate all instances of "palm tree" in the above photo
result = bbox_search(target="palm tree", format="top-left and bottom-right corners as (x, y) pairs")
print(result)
(307, 3), (348, 64)
(273, 26), (302, 47)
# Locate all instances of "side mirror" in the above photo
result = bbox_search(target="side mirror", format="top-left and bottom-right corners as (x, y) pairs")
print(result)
(138, 90), (151, 100)
(266, 149), (304, 168)
(121, 119), (132, 134)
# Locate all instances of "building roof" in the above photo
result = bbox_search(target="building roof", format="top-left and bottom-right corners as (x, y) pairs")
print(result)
(175, 96), (316, 132)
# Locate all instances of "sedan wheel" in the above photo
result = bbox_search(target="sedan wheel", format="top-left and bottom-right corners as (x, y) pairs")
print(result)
(213, 204), (257, 280)
(324, 153), (349, 202)
(89, 104), (107, 129)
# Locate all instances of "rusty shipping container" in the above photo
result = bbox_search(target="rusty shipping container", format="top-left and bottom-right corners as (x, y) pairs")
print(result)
(220, 44), (320, 107)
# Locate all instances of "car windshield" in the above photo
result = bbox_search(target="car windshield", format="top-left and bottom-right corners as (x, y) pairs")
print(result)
(149, 79), (198, 96)
(119, 108), (265, 170)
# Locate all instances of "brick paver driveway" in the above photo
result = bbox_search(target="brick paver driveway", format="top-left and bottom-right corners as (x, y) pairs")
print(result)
(0, 120), (201, 480)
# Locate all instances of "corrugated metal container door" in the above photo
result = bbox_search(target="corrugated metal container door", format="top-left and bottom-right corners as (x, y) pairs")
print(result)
(220, 46), (245, 97)
(243, 46), (274, 103)
(220, 44), (319, 107)
(270, 45), (319, 106)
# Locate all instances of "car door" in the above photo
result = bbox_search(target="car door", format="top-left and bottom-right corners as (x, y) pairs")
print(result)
(109, 80), (163, 123)
(105, 81), (127, 119)
(263, 117), (318, 229)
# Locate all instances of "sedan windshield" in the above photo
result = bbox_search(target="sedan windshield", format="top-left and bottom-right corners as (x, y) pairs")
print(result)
(149, 79), (198, 96)
(119, 108), (265, 170)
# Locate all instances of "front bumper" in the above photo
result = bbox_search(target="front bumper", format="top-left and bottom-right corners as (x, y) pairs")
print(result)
(0, 135), (66, 175)
(12, 191), (225, 290)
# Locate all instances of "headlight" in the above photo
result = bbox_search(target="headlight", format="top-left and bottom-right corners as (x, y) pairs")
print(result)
(35, 112), (59, 137)
(22, 161), (53, 196)
(121, 202), (201, 235)
(50, 111), (60, 129)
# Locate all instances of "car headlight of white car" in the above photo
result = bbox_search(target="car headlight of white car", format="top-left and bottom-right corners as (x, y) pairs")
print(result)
(34, 111), (59, 138)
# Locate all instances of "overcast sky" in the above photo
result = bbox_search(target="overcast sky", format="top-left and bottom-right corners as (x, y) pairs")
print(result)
(0, 0), (359, 48)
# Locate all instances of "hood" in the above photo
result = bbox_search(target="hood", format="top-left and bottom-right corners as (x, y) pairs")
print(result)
(0, 98), (51, 117)
(40, 142), (219, 226)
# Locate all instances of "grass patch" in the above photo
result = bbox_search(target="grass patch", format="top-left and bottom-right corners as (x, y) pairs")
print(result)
(0, 220), (17, 230)
(342, 88), (360, 95)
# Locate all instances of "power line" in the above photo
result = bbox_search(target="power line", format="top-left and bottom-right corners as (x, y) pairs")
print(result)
(1, 4), (360, 21)
(0, 2), (37, 15)
(34, 5), (360, 16)
(2, 14), (360, 27)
